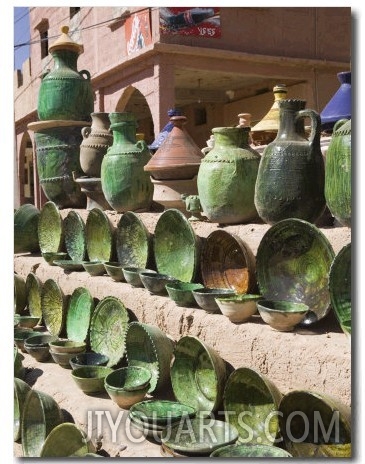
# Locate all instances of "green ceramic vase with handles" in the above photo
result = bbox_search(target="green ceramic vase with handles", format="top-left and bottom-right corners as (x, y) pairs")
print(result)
(101, 112), (153, 213)
(254, 99), (326, 225)
(324, 119), (351, 227)
(37, 26), (94, 122)
(197, 126), (261, 224)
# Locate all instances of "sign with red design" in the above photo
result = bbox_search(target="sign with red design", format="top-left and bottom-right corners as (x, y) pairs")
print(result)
(125, 8), (152, 55)
(160, 7), (221, 38)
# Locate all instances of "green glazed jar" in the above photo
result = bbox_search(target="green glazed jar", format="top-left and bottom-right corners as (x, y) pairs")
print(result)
(101, 112), (153, 212)
(37, 26), (94, 121)
(197, 126), (260, 224)
(254, 99), (326, 224)
(324, 119), (351, 227)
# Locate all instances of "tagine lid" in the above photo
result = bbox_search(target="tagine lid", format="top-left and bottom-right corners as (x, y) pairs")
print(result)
(49, 25), (84, 54)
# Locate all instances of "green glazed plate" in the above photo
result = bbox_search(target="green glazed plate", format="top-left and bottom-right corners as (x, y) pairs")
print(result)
(329, 243), (351, 336)
(256, 218), (335, 325)
(14, 377), (32, 441)
(154, 208), (200, 282)
(38, 201), (64, 253)
(210, 444), (292, 457)
(89, 296), (130, 367)
(40, 423), (94, 457)
(116, 211), (152, 268)
(85, 208), (114, 262)
(41, 279), (65, 336)
(64, 210), (87, 262)
(25, 272), (42, 319)
(54, 260), (85, 272)
(161, 418), (239, 455)
(66, 287), (95, 343)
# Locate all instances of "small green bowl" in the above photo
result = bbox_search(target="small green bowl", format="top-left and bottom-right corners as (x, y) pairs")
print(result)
(192, 287), (235, 313)
(82, 261), (106, 276)
(104, 262), (125, 282)
(165, 282), (204, 307)
(140, 272), (178, 295)
(122, 267), (156, 287)
(49, 339), (87, 354)
(71, 366), (114, 395)
(210, 444), (293, 457)
(215, 294), (262, 323)
(42, 252), (68, 266)
(14, 329), (43, 352)
(257, 299), (309, 332)
(104, 367), (151, 409)
(50, 349), (83, 369)
(69, 352), (110, 370)
(14, 315), (41, 329)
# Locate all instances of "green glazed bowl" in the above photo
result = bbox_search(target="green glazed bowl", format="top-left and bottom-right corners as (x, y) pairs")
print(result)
(122, 267), (155, 287)
(21, 389), (63, 457)
(116, 211), (153, 268)
(41, 279), (66, 336)
(24, 334), (58, 362)
(278, 390), (351, 458)
(14, 273), (27, 314)
(256, 218), (335, 325)
(82, 260), (106, 276)
(42, 251), (68, 266)
(63, 210), (87, 262)
(53, 259), (85, 272)
(85, 208), (114, 263)
(14, 203), (40, 254)
(71, 366), (114, 395)
(69, 352), (109, 370)
(89, 296), (130, 367)
(223, 367), (283, 446)
(192, 287), (235, 313)
(129, 400), (196, 426)
(50, 349), (85, 369)
(14, 315), (41, 329)
(215, 294), (262, 323)
(25, 272), (43, 319)
(14, 377), (32, 442)
(140, 271), (178, 295)
(66, 287), (95, 343)
(125, 322), (174, 393)
(40, 422), (95, 457)
(104, 366), (152, 392)
(154, 208), (201, 282)
(104, 261), (126, 282)
(257, 299), (309, 332)
(165, 281), (204, 307)
(14, 328), (43, 353)
(49, 339), (87, 354)
(329, 243), (351, 337)
(170, 335), (227, 414)
(210, 444), (293, 457)
(38, 201), (64, 254)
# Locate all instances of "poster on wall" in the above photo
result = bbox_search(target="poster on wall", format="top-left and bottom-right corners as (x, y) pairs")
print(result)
(160, 7), (221, 38)
(125, 8), (152, 55)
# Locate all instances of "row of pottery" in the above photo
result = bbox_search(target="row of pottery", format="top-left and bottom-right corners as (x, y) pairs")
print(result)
(15, 202), (351, 331)
(14, 329), (351, 458)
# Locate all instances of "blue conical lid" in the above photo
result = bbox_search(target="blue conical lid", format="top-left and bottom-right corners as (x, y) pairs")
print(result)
(320, 71), (351, 132)
(149, 108), (183, 150)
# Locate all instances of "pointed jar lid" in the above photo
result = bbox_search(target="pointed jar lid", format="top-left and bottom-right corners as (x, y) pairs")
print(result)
(320, 71), (351, 132)
(251, 84), (288, 133)
(144, 116), (203, 180)
(149, 108), (183, 151)
(49, 25), (84, 54)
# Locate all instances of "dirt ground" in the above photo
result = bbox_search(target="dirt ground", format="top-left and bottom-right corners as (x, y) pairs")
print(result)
(13, 210), (352, 460)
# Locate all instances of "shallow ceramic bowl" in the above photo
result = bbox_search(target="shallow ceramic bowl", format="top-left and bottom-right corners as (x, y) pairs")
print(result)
(140, 271), (178, 295)
(14, 315), (41, 329)
(104, 367), (152, 408)
(24, 333), (58, 362)
(71, 366), (114, 395)
(82, 261), (106, 276)
(64, 210), (87, 262)
(42, 252), (68, 266)
(129, 400), (196, 426)
(122, 267), (156, 287)
(210, 444), (293, 457)
(49, 339), (87, 354)
(66, 287), (95, 344)
(165, 282), (204, 307)
(14, 328), (43, 352)
(104, 262), (125, 282)
(161, 418), (239, 456)
(25, 272), (43, 319)
(50, 348), (84, 369)
(85, 208), (114, 263)
(192, 287), (235, 313)
(257, 299), (309, 332)
(41, 279), (66, 337)
(39, 422), (95, 457)
(53, 259), (85, 272)
(38, 201), (64, 254)
(215, 294), (262, 323)
(69, 352), (110, 370)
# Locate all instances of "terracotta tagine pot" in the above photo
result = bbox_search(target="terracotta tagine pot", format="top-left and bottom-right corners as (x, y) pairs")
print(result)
(37, 26), (94, 122)
(250, 84), (288, 146)
(144, 115), (203, 180)
(148, 108), (183, 153)
(324, 118), (351, 227)
(254, 99), (326, 225)
(321, 71), (351, 133)
(197, 126), (261, 224)
(79, 112), (113, 177)
(100, 112), (153, 212)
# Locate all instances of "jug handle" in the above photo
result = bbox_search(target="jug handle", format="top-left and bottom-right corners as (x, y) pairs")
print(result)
(136, 139), (148, 152)
(81, 126), (91, 139)
(297, 109), (321, 145)
(80, 69), (91, 80)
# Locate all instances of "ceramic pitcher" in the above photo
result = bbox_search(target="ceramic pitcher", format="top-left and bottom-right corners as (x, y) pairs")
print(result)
(101, 112), (153, 212)
(197, 126), (260, 224)
(254, 99), (326, 224)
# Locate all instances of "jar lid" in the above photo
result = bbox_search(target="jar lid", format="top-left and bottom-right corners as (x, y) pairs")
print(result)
(49, 25), (84, 54)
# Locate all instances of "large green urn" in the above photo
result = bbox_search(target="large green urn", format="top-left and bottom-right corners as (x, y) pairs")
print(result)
(37, 26), (94, 122)
(197, 126), (260, 224)
(100, 112), (153, 212)
(324, 119), (351, 227)
(254, 99), (326, 224)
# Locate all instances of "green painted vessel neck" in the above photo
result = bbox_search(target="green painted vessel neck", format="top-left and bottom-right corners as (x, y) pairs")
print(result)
(276, 99), (307, 140)
(110, 121), (138, 145)
(51, 49), (79, 71)
(212, 127), (250, 148)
